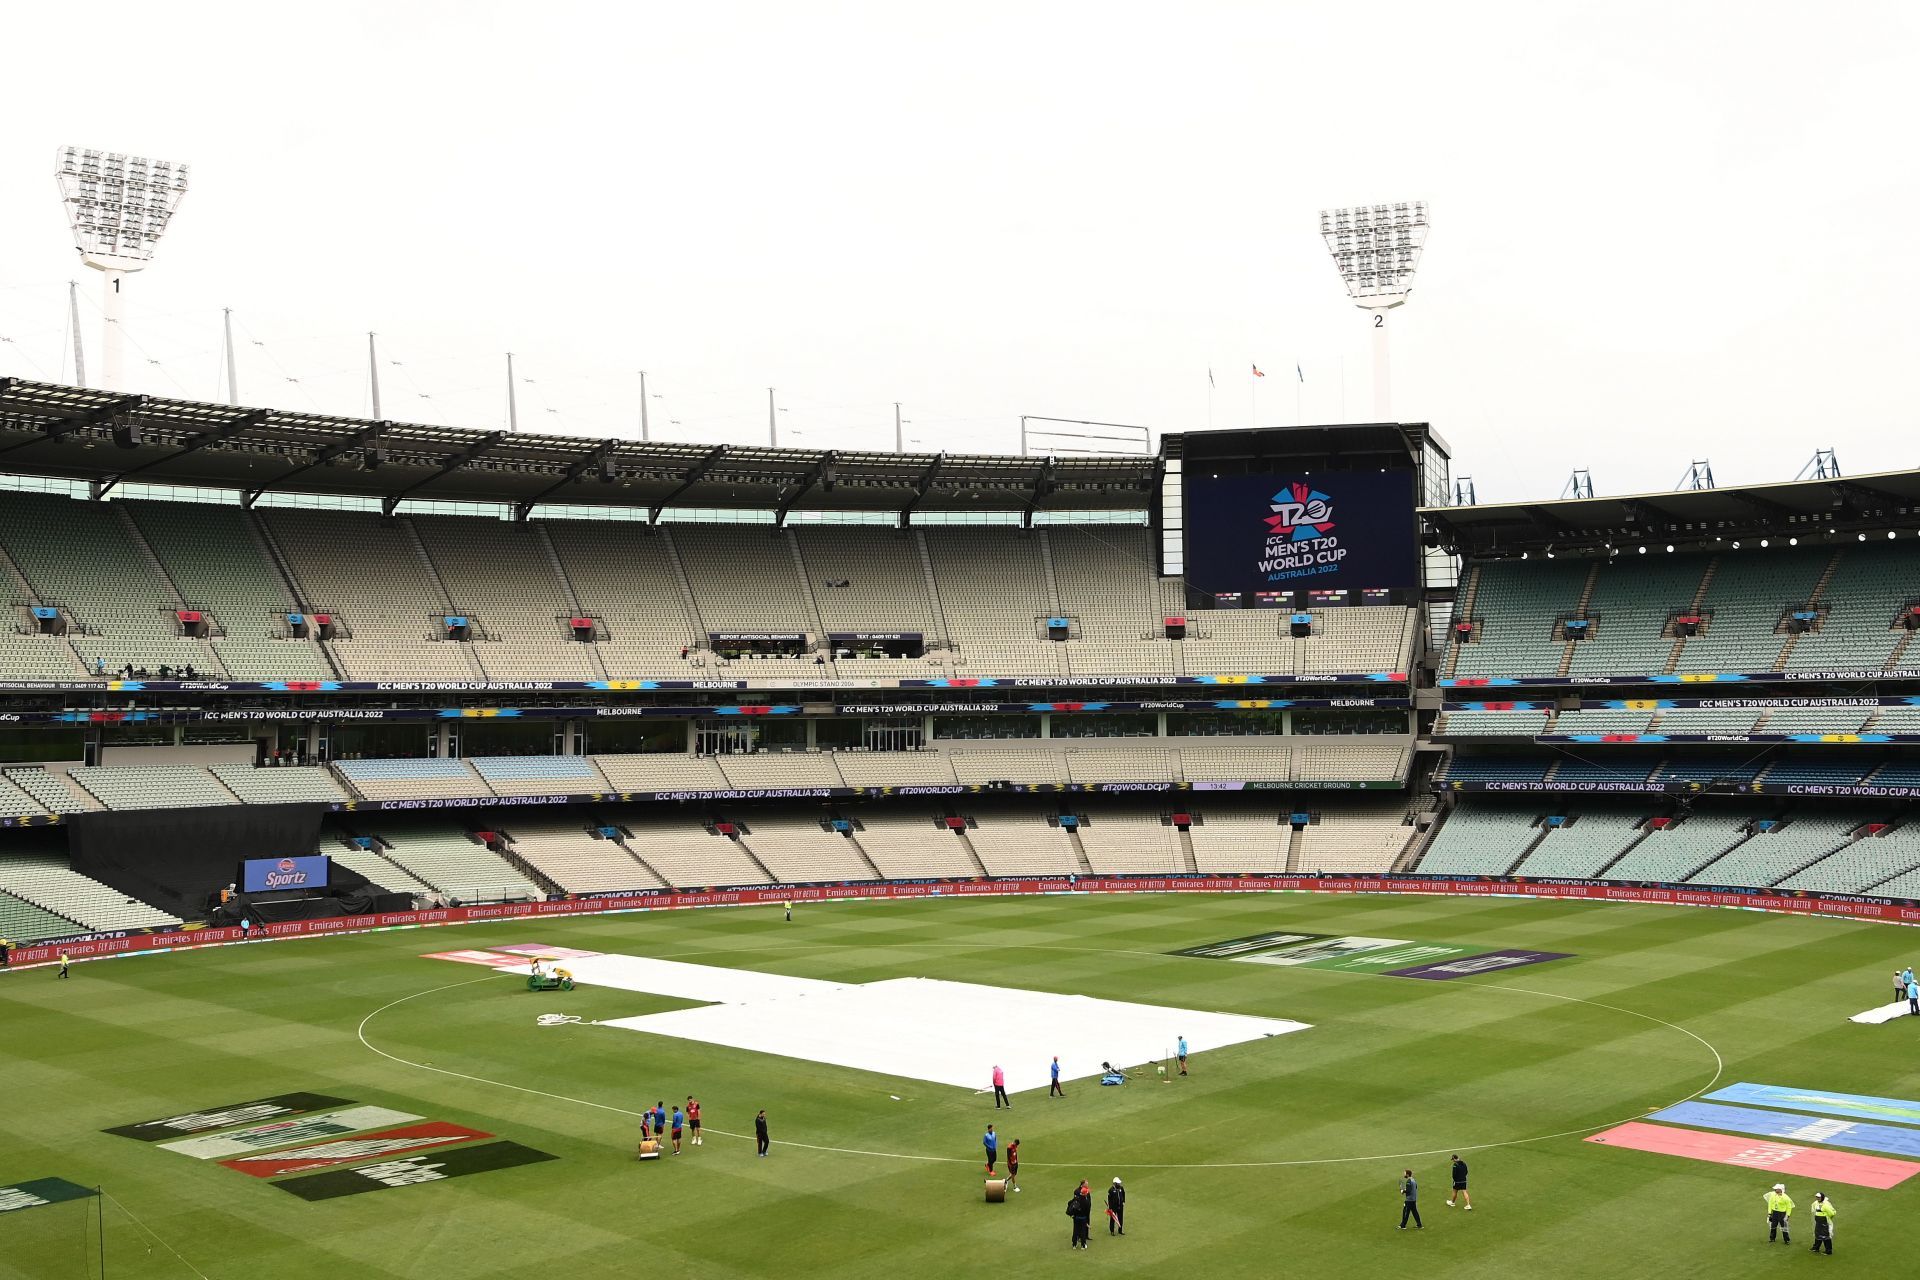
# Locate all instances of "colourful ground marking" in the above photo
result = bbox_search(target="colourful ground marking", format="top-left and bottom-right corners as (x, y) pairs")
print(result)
(1705, 1083), (1920, 1125)
(421, 949), (525, 967)
(220, 1122), (495, 1178)
(1651, 1101), (1920, 1158)
(490, 944), (602, 961)
(1585, 1121), (1920, 1189)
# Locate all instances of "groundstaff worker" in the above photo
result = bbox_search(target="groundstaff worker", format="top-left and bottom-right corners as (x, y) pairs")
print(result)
(1764, 1183), (1794, 1244)
(1810, 1192), (1836, 1254)
(755, 1109), (770, 1157)
(1106, 1177), (1126, 1235)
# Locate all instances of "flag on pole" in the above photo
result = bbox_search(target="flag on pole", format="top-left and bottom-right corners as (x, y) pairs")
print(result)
(1296, 363), (1304, 383)
(1251, 364), (1266, 378)
(1208, 367), (1215, 388)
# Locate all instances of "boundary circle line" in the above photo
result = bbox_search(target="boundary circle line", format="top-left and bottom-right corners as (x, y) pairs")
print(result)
(354, 940), (1726, 1170)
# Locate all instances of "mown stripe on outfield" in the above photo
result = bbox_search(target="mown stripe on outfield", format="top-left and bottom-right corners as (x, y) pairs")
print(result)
(1651, 1100), (1920, 1157)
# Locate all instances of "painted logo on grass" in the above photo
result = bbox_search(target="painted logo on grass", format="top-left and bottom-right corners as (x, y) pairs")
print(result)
(1386, 949), (1573, 980)
(104, 1093), (352, 1141)
(1170, 932), (1326, 959)
(220, 1122), (495, 1178)
(0, 1179), (99, 1215)
(159, 1107), (423, 1160)
(1705, 1083), (1920, 1125)
(276, 1141), (558, 1201)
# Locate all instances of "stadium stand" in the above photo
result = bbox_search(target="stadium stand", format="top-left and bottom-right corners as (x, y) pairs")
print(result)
(1508, 808), (1652, 879)
(1781, 543), (1915, 673)
(208, 764), (349, 805)
(621, 816), (772, 887)
(736, 811), (879, 882)
(70, 765), (239, 810)
(366, 824), (544, 901)
(0, 491), (213, 677)
(469, 755), (610, 796)
(541, 520), (702, 677)
(1447, 559), (1590, 679)
(1414, 805), (1543, 875)
(125, 500), (334, 679)
(848, 811), (984, 880)
(260, 508), (479, 680)
(334, 758), (494, 801)
(3, 768), (95, 813)
(1777, 822), (1920, 895)
(326, 839), (435, 897)
(0, 851), (179, 932)
(1046, 526), (1177, 677)
(1292, 802), (1419, 874)
(716, 752), (848, 790)
(1072, 806), (1189, 875)
(922, 527), (1061, 677)
(1596, 808), (1771, 882)
(500, 819), (665, 893)
(1551, 708), (1657, 735)
(0, 888), (82, 942)
(1187, 810), (1289, 874)
(1435, 709), (1549, 736)
(1667, 548), (1827, 673)
(965, 810), (1083, 876)
(1566, 556), (1706, 678)
(593, 753), (731, 791)
(411, 514), (600, 681)
(1684, 811), (1862, 886)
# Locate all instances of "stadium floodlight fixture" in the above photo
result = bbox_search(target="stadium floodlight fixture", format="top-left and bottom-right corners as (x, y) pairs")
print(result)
(1319, 202), (1429, 421)
(54, 146), (191, 391)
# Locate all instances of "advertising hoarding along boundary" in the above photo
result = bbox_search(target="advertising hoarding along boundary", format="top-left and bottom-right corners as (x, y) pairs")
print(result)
(7, 874), (1920, 970)
(0, 672), (1410, 695)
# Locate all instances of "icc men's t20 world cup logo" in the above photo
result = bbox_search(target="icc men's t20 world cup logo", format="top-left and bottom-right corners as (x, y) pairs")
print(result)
(1258, 482), (1347, 581)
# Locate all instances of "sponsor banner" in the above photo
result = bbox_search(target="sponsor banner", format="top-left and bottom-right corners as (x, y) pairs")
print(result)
(1442, 669), (1920, 689)
(1585, 1121), (1920, 1189)
(276, 1140), (558, 1201)
(1235, 936), (1411, 967)
(1446, 778), (1920, 799)
(901, 674), (1406, 688)
(159, 1107), (423, 1160)
(220, 1122), (494, 1178)
(1649, 1101), (1920, 1158)
(16, 875), (1920, 972)
(0, 812), (62, 828)
(0, 1179), (99, 1214)
(1171, 931), (1327, 959)
(243, 854), (330, 893)
(1442, 696), (1912, 712)
(0, 679), (750, 694)
(1385, 948), (1574, 980)
(1533, 733), (1904, 746)
(104, 1093), (352, 1142)
(1705, 1083), (1920, 1125)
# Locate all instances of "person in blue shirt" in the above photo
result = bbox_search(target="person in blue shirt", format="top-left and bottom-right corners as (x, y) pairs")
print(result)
(983, 1124), (998, 1174)
(669, 1105), (685, 1155)
(1908, 978), (1919, 1017)
(1050, 1056), (1064, 1098)
(1177, 1036), (1189, 1076)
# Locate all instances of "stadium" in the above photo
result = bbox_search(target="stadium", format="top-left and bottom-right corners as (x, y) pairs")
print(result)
(5, 10), (1920, 1279)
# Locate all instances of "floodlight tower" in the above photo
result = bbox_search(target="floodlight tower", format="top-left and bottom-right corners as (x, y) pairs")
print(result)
(1319, 202), (1429, 420)
(54, 147), (191, 391)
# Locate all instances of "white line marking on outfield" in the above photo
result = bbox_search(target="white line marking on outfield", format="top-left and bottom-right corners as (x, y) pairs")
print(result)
(354, 942), (1727, 1171)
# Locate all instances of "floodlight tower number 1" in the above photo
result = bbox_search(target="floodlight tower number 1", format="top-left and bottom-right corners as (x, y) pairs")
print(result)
(54, 147), (192, 393)
(1319, 203), (1429, 421)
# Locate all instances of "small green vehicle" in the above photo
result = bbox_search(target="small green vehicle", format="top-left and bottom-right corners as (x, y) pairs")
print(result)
(525, 961), (574, 992)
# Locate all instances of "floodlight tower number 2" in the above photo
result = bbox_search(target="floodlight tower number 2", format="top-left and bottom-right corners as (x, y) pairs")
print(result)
(1320, 203), (1429, 421)
(54, 147), (192, 393)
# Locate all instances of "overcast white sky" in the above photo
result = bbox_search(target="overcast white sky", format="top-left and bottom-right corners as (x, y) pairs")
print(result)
(0, 1), (1914, 501)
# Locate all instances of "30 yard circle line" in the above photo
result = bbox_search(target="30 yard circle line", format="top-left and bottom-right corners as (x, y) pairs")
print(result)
(354, 947), (1725, 1171)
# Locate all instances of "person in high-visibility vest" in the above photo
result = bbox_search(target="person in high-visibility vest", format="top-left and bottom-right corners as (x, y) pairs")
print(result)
(1764, 1183), (1795, 1245)
(1810, 1192), (1836, 1255)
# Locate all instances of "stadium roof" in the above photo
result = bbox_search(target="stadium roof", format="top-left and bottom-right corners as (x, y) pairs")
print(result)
(1422, 468), (1920, 556)
(0, 379), (1158, 517)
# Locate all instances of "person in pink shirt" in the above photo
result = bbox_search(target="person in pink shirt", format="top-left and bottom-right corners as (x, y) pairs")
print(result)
(992, 1064), (1011, 1108)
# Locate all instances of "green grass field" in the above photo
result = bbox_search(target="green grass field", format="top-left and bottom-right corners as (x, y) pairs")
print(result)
(5, 891), (1919, 1278)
